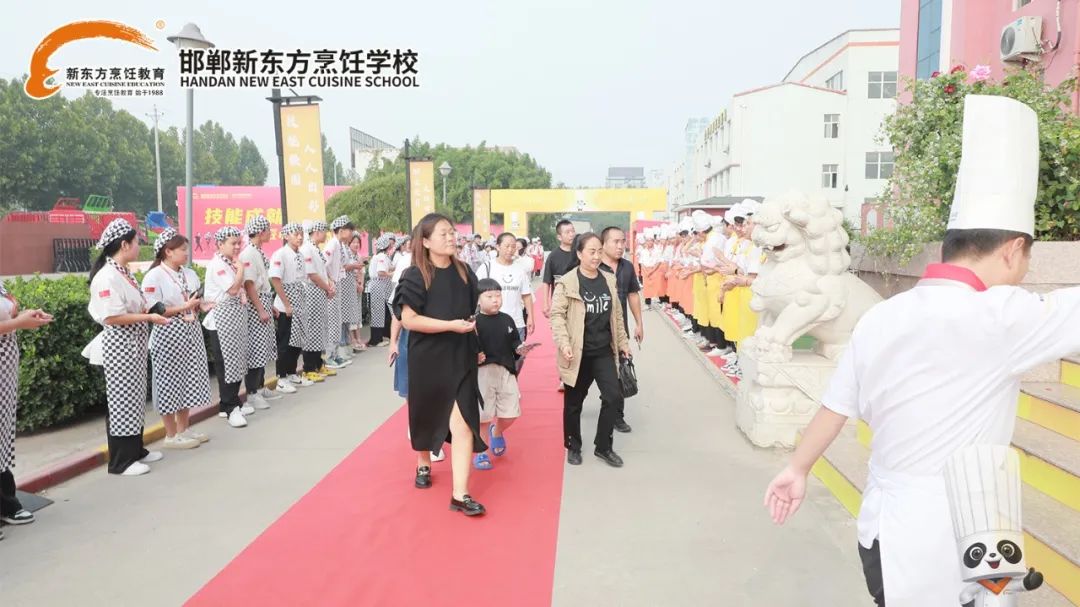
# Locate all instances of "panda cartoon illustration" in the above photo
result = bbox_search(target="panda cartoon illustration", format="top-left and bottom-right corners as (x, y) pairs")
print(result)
(945, 445), (1044, 606)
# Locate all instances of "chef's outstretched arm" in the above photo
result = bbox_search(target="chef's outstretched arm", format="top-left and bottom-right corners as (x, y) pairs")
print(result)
(764, 407), (848, 525)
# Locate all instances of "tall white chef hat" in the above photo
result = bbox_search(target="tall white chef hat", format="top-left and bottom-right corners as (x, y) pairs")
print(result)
(727, 203), (748, 223)
(740, 198), (762, 216)
(692, 210), (712, 232)
(678, 217), (694, 233)
(947, 95), (1038, 236)
(943, 444), (1027, 582)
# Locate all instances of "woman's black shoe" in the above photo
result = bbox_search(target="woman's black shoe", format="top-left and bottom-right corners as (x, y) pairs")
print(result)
(594, 449), (624, 468)
(449, 495), (486, 516)
(415, 466), (432, 489)
(567, 450), (583, 466)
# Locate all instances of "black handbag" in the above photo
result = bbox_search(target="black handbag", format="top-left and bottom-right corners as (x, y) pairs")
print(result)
(619, 356), (638, 398)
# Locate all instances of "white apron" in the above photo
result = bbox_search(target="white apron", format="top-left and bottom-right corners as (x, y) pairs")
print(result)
(863, 462), (962, 606)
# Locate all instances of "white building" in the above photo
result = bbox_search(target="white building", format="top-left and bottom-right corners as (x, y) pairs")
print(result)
(349, 128), (400, 182)
(689, 29), (899, 225)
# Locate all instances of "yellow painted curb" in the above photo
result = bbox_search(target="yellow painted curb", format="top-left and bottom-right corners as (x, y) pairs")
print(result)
(1018, 392), (1080, 442)
(1064, 360), (1080, 389)
(810, 456), (863, 518)
(1026, 532), (1080, 604)
(1016, 448), (1080, 513)
(856, 420), (872, 449)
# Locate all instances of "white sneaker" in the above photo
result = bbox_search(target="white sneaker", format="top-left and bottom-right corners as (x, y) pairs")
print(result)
(228, 408), (248, 428)
(324, 358), (346, 370)
(275, 380), (298, 395)
(218, 412), (228, 418)
(121, 462), (150, 476)
(163, 434), (200, 450)
(431, 450), (445, 462)
(288, 374), (313, 387)
(249, 394), (271, 410)
(260, 387), (284, 401)
(241, 404), (257, 415)
(706, 347), (728, 357)
(182, 429), (210, 443)
(140, 451), (164, 464)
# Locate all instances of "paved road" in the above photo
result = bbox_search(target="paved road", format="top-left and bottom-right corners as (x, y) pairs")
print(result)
(0, 309), (869, 607)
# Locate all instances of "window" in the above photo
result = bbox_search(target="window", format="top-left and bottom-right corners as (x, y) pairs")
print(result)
(916, 0), (943, 80)
(825, 71), (844, 91)
(822, 164), (839, 189)
(865, 151), (895, 179)
(868, 72), (898, 99)
(824, 114), (840, 138)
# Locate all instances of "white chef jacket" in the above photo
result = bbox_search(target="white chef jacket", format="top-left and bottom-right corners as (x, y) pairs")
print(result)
(369, 253), (391, 280)
(269, 245), (305, 313)
(324, 237), (345, 282)
(202, 255), (242, 331)
(238, 244), (272, 294)
(700, 232), (727, 268)
(142, 265), (201, 307)
(0, 290), (15, 322)
(821, 267), (1080, 605)
(300, 242), (327, 283)
(660, 245), (674, 264)
(89, 263), (145, 323)
(388, 251), (412, 304)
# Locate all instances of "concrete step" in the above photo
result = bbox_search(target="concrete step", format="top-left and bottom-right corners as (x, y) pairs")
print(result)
(1021, 382), (1080, 441)
(1012, 418), (1080, 513)
(811, 428), (1080, 605)
(1064, 356), (1080, 389)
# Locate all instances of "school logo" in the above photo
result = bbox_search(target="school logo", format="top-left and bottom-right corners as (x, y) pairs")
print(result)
(25, 20), (160, 100)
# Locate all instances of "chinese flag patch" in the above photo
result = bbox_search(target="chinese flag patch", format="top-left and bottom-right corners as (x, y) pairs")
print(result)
(99, 290), (110, 298)
(217, 270), (227, 276)
(244, 262), (251, 267)
(274, 261), (282, 266)
(145, 287), (156, 293)
(305, 257), (312, 262)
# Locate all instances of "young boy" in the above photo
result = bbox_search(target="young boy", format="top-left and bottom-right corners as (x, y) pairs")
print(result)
(474, 278), (536, 470)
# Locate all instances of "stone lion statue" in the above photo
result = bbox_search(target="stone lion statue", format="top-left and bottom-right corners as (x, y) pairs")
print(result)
(748, 191), (882, 363)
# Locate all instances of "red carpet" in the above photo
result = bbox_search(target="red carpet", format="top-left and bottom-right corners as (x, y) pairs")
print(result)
(186, 312), (567, 607)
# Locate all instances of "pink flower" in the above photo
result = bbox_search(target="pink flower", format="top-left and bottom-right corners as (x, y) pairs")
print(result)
(931, 71), (941, 78)
(970, 65), (992, 82)
(944, 84), (957, 94)
(950, 65), (967, 74)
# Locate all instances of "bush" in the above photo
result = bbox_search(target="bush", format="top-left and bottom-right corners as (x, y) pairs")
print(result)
(868, 66), (1080, 265)
(6, 275), (106, 431)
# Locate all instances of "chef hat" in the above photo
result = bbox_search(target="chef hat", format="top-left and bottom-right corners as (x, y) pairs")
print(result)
(375, 233), (394, 252)
(153, 228), (179, 255)
(281, 223), (303, 237)
(944, 444), (1027, 582)
(307, 220), (329, 234)
(728, 204), (749, 223)
(245, 214), (270, 236)
(330, 215), (352, 231)
(692, 210), (712, 232)
(678, 217), (694, 233)
(215, 226), (241, 243)
(741, 199), (762, 216)
(96, 218), (135, 250)
(711, 215), (727, 228)
(948, 95), (1038, 236)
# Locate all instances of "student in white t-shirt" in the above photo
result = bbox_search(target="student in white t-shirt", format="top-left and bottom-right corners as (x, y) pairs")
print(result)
(475, 232), (534, 342)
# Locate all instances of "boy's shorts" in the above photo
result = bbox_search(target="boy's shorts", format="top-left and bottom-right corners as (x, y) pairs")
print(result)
(478, 364), (521, 423)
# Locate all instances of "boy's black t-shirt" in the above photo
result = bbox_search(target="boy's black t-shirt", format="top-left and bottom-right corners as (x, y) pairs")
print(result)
(578, 269), (613, 356)
(543, 246), (579, 286)
(476, 311), (523, 375)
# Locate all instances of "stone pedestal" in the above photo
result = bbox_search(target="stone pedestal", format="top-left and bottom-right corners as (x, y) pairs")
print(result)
(735, 336), (838, 448)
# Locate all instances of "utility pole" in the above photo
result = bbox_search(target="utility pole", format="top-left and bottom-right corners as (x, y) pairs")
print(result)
(147, 105), (164, 213)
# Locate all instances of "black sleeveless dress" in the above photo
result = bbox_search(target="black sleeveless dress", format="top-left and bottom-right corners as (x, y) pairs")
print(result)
(393, 264), (487, 453)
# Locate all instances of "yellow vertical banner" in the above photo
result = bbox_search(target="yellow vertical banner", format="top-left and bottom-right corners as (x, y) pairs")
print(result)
(472, 189), (491, 239)
(408, 160), (435, 228)
(280, 104), (326, 225)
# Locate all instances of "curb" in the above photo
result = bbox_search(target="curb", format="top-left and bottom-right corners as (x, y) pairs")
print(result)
(16, 377), (277, 494)
(654, 307), (738, 399)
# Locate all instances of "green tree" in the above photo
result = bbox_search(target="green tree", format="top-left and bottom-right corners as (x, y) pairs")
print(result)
(326, 170), (409, 238)
(322, 133), (345, 186)
(237, 136), (268, 186)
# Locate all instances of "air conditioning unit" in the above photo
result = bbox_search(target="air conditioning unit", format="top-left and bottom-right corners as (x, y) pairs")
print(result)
(1001, 16), (1043, 62)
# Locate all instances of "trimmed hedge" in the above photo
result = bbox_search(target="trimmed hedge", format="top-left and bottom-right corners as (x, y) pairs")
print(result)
(5, 264), (211, 432)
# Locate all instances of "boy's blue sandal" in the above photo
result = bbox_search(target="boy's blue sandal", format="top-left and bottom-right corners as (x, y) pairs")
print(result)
(473, 452), (493, 470)
(489, 424), (507, 456)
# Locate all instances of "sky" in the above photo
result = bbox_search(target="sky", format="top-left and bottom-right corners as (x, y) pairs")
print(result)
(2, 0), (900, 190)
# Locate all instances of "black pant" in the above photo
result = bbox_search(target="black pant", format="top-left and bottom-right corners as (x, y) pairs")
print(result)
(303, 350), (322, 373)
(275, 314), (301, 378)
(208, 330), (243, 415)
(245, 367), (264, 395)
(367, 325), (386, 346)
(858, 540), (886, 606)
(0, 469), (23, 516)
(563, 352), (623, 453)
(107, 433), (148, 474)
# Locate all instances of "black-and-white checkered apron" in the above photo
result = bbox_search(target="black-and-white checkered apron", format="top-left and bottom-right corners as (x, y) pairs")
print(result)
(103, 322), (149, 436)
(150, 315), (211, 415)
(326, 266), (344, 353)
(366, 276), (391, 329)
(213, 255), (250, 383)
(0, 326), (18, 472)
(302, 264), (328, 353)
(245, 246), (277, 368)
(342, 249), (362, 328)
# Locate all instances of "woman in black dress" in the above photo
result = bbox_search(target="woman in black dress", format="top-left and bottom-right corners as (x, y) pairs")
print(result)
(393, 213), (487, 517)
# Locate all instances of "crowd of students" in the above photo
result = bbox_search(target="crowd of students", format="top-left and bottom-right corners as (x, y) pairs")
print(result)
(636, 200), (764, 378)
